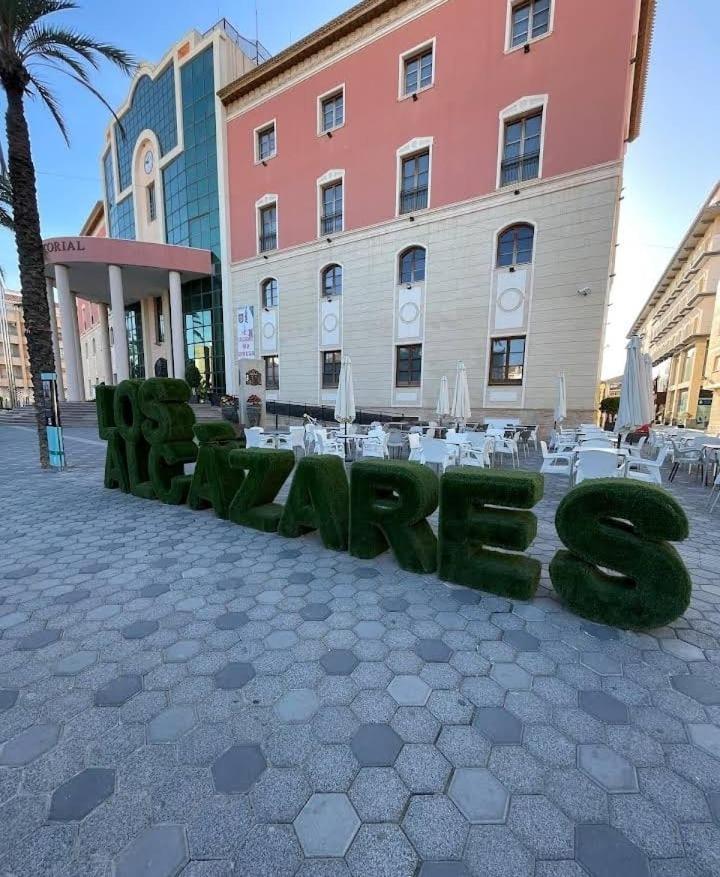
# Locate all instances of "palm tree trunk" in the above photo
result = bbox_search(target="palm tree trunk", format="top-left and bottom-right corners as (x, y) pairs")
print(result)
(5, 85), (56, 468)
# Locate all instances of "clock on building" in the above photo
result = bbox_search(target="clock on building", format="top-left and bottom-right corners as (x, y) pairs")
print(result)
(143, 150), (154, 175)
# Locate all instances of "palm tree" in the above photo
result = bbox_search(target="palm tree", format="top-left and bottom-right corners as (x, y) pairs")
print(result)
(0, 0), (133, 467)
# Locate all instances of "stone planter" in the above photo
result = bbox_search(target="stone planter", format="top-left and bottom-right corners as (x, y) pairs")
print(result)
(221, 405), (239, 424)
(245, 404), (262, 427)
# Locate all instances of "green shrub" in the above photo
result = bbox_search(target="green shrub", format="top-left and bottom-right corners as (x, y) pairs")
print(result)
(438, 468), (544, 600)
(278, 455), (349, 550)
(193, 421), (238, 445)
(95, 385), (117, 440)
(140, 378), (195, 445)
(550, 478), (691, 629)
(187, 423), (244, 519)
(103, 430), (129, 492)
(228, 448), (295, 532)
(149, 441), (197, 504)
(349, 459), (438, 573)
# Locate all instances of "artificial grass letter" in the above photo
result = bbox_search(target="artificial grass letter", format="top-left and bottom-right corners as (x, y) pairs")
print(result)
(550, 478), (691, 630)
(278, 455), (349, 550)
(103, 430), (129, 492)
(438, 468), (544, 600)
(113, 380), (154, 499)
(149, 441), (197, 505)
(349, 459), (438, 573)
(187, 423), (244, 518)
(95, 385), (117, 440)
(139, 378), (195, 445)
(228, 448), (295, 532)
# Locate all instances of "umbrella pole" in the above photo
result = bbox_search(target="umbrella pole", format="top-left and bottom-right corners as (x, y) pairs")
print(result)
(344, 423), (351, 463)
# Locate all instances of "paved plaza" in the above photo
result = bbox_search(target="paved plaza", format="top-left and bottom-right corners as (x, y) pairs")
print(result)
(1, 425), (720, 877)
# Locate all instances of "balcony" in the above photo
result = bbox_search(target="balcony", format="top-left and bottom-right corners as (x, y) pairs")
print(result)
(321, 213), (343, 236)
(500, 152), (540, 187)
(258, 232), (277, 253)
(399, 187), (428, 215)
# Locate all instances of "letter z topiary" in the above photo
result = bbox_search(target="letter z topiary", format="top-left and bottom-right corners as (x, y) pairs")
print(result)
(438, 468), (544, 600)
(228, 448), (295, 532)
(278, 454), (349, 550)
(550, 478), (691, 630)
(349, 459), (438, 573)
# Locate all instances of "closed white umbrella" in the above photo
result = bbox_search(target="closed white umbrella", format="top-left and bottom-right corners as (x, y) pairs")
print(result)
(436, 376), (450, 420)
(554, 373), (567, 426)
(615, 336), (646, 435)
(334, 355), (356, 460)
(450, 361), (471, 426)
(641, 352), (654, 424)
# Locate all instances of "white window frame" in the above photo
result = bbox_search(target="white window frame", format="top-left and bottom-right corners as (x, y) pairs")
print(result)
(395, 137), (433, 218)
(317, 84), (346, 136)
(256, 193), (279, 254)
(320, 262), (344, 299)
(398, 38), (436, 101)
(504, 0), (554, 54)
(496, 95), (548, 190)
(260, 276), (279, 310)
(316, 169), (345, 238)
(254, 119), (277, 164)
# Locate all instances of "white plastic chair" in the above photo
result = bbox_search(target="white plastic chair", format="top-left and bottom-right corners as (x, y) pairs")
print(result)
(275, 434), (293, 451)
(421, 437), (452, 473)
(317, 433), (345, 459)
(708, 472), (720, 514)
(289, 426), (306, 456)
(581, 438), (616, 449)
(244, 428), (264, 449)
(575, 449), (624, 484)
(407, 432), (424, 463)
(539, 441), (573, 477)
(361, 437), (386, 459)
(493, 437), (519, 468)
(624, 445), (670, 484)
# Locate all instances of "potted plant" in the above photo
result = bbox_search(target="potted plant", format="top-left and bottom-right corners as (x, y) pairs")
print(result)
(220, 394), (239, 423)
(185, 361), (202, 402)
(246, 393), (262, 426)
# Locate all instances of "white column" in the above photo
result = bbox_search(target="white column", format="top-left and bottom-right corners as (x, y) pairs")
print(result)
(98, 304), (113, 384)
(169, 270), (185, 381)
(46, 277), (65, 401)
(55, 265), (82, 402)
(70, 293), (85, 399)
(109, 264), (129, 381)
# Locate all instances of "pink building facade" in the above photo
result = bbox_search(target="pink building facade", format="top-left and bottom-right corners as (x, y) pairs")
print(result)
(221, 0), (653, 425)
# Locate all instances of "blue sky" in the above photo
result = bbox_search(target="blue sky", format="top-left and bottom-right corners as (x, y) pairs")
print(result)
(0, 0), (717, 378)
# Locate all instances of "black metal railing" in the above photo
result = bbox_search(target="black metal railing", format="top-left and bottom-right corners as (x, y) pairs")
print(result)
(265, 400), (419, 431)
(321, 213), (343, 235)
(259, 232), (277, 253)
(399, 187), (428, 214)
(500, 152), (540, 186)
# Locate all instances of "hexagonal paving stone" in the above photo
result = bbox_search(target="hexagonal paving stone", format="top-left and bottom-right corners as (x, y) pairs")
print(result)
(115, 825), (189, 877)
(300, 603), (331, 621)
(274, 688), (320, 723)
(321, 649), (359, 676)
(54, 589), (90, 605)
(122, 620), (159, 640)
(16, 628), (62, 650)
(415, 638), (452, 663)
(688, 724), (720, 759)
(49, 768), (115, 821)
(581, 621), (619, 641)
(387, 675), (431, 706)
(94, 674), (143, 707)
(355, 567), (380, 579)
(266, 630), (298, 649)
(576, 824), (649, 877)
(380, 597), (408, 612)
(0, 689), (19, 711)
(54, 650), (97, 676)
(346, 823), (417, 876)
(149, 706), (196, 742)
(419, 864), (471, 877)
(349, 767), (409, 822)
(490, 663), (532, 690)
(140, 582), (170, 597)
(502, 630), (540, 651)
(165, 640), (202, 662)
(294, 793), (360, 857)
(395, 744), (452, 794)
(402, 794), (469, 860)
(351, 723), (403, 767)
(579, 690), (629, 724)
(579, 744), (638, 793)
(289, 572), (315, 585)
(0, 723), (59, 765)
(214, 661), (255, 690)
(473, 707), (523, 744)
(212, 744), (266, 794)
(354, 621), (386, 639)
(449, 768), (510, 824)
(670, 674), (720, 705)
(214, 611), (249, 630)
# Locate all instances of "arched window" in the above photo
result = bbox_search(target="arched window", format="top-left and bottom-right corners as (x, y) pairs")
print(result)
(497, 224), (534, 267)
(399, 246), (426, 284)
(322, 264), (343, 297)
(262, 278), (278, 308)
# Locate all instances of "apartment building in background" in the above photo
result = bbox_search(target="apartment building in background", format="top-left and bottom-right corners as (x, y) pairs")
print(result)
(630, 182), (720, 431)
(220, 0), (654, 426)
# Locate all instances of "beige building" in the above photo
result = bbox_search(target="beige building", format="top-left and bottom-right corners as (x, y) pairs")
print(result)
(630, 183), (720, 431)
(0, 284), (67, 408)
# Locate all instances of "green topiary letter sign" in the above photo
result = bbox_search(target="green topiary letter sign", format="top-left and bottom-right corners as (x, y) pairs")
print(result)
(228, 448), (295, 533)
(550, 478), (691, 630)
(278, 454), (349, 550)
(438, 468), (544, 600)
(187, 422), (244, 519)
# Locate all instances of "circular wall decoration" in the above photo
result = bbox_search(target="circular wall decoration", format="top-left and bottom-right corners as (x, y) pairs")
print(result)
(262, 322), (276, 339)
(498, 288), (525, 313)
(399, 301), (421, 324)
(322, 314), (339, 333)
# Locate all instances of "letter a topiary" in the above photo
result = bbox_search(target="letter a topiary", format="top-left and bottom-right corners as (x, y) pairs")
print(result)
(438, 468), (544, 600)
(96, 384), (117, 441)
(550, 478), (691, 630)
(349, 459), (438, 574)
(187, 422), (243, 519)
(228, 448), (295, 532)
(278, 455), (349, 550)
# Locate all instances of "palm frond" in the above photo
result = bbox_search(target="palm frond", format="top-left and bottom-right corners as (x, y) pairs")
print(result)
(20, 24), (134, 74)
(0, 172), (14, 231)
(26, 73), (68, 143)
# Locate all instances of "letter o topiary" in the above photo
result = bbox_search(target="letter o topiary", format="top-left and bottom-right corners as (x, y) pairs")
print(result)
(550, 478), (691, 630)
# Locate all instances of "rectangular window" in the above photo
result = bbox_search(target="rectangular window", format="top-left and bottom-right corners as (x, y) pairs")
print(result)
(404, 46), (433, 95)
(489, 336), (526, 385)
(154, 296), (165, 344)
(10, 343), (19, 357)
(259, 204), (277, 252)
(395, 344), (422, 387)
(147, 182), (157, 222)
(501, 112), (542, 186)
(682, 348), (695, 383)
(399, 151), (430, 214)
(321, 90), (344, 132)
(92, 338), (96, 355)
(510, 0), (551, 48)
(321, 181), (343, 235)
(264, 355), (279, 390)
(257, 123), (276, 161)
(322, 350), (342, 389)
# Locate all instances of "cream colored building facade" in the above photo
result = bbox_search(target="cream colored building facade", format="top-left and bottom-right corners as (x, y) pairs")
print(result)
(630, 183), (720, 432)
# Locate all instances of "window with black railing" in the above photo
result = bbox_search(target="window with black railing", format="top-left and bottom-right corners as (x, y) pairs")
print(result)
(322, 350), (342, 388)
(501, 112), (542, 186)
(399, 150), (429, 214)
(321, 181), (343, 234)
(264, 354), (279, 390)
(259, 204), (277, 252)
